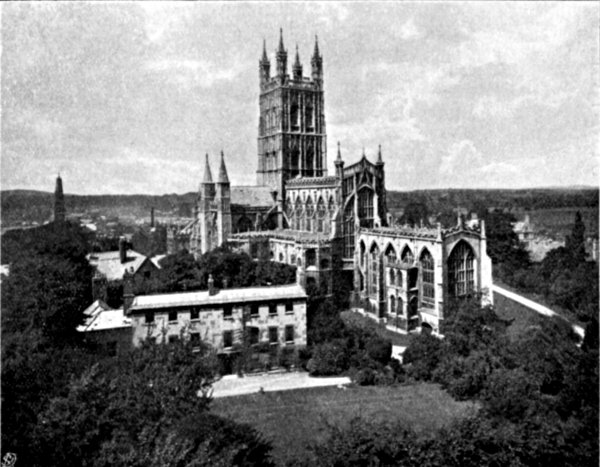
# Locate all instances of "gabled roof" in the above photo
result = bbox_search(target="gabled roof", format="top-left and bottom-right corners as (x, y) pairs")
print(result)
(231, 186), (275, 207)
(87, 250), (157, 281)
(78, 299), (132, 332)
(130, 283), (307, 312)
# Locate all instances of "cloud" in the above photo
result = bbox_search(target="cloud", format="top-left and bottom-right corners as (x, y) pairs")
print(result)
(398, 18), (421, 40)
(145, 59), (243, 89)
(440, 140), (483, 177)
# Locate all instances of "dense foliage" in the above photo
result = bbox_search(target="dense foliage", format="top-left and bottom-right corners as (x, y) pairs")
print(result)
(306, 297), (599, 466)
(1, 223), (275, 466)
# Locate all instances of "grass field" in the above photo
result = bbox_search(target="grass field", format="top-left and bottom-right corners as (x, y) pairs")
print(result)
(212, 383), (478, 465)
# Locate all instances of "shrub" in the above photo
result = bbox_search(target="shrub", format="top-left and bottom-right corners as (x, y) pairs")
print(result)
(307, 342), (348, 376)
(366, 336), (392, 365)
(402, 333), (442, 381)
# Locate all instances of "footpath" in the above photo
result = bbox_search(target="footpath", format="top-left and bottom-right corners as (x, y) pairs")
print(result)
(492, 284), (584, 339)
(212, 371), (351, 398)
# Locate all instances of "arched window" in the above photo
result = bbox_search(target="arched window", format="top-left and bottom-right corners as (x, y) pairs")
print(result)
(358, 188), (374, 228)
(279, 253), (284, 262)
(271, 107), (278, 129)
(359, 240), (366, 268)
(401, 245), (414, 264)
(397, 296), (404, 316)
(316, 197), (326, 232)
(389, 295), (395, 319)
(389, 268), (396, 285)
(290, 147), (300, 177)
(305, 197), (314, 231)
(448, 241), (475, 298)
(420, 249), (435, 306)
(385, 244), (397, 264)
(306, 249), (316, 267)
(328, 196), (336, 213)
(369, 243), (380, 298)
(294, 198), (303, 230)
(343, 199), (355, 258)
(285, 196), (294, 228)
(290, 103), (299, 130)
(306, 146), (314, 177)
(305, 104), (314, 130)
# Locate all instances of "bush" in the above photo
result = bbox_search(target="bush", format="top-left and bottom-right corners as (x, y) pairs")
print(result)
(307, 342), (348, 376)
(366, 336), (392, 365)
(402, 333), (442, 381)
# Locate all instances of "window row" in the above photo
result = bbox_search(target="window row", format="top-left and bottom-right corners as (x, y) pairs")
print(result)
(222, 325), (295, 348)
(143, 302), (297, 324)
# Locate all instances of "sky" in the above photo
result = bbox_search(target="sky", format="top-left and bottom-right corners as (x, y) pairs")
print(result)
(1, 2), (598, 195)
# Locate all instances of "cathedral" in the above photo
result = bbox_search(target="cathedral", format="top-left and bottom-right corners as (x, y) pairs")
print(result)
(174, 31), (493, 333)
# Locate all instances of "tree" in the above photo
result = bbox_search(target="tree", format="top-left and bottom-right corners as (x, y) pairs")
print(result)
(399, 202), (429, 227)
(565, 211), (586, 263)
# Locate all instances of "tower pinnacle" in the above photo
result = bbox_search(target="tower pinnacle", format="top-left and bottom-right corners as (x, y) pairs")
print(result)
(276, 28), (287, 78)
(261, 39), (269, 63)
(293, 44), (303, 80)
(377, 144), (383, 164)
(202, 153), (213, 184)
(217, 150), (230, 184)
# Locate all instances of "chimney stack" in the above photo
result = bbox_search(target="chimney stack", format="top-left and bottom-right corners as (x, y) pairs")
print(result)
(123, 267), (135, 314)
(119, 236), (127, 264)
(208, 274), (217, 296)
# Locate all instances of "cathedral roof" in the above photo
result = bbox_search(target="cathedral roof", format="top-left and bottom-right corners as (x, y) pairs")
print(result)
(231, 186), (275, 207)
(230, 228), (333, 245)
(285, 176), (338, 188)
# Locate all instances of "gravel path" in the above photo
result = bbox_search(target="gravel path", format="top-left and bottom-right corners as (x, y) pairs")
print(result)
(212, 371), (351, 398)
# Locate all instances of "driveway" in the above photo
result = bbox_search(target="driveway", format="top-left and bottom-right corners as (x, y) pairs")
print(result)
(211, 371), (351, 398)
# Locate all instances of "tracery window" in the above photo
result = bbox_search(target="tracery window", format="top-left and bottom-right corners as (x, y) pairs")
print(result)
(420, 249), (435, 306)
(369, 243), (380, 298)
(290, 103), (299, 130)
(305, 197), (314, 231)
(358, 188), (374, 227)
(401, 245), (414, 264)
(294, 198), (303, 230)
(448, 241), (475, 298)
(305, 104), (314, 130)
(343, 199), (355, 258)
(316, 197), (326, 232)
(290, 147), (300, 178)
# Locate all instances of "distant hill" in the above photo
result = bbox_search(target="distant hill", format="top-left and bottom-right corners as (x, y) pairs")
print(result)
(2, 187), (597, 229)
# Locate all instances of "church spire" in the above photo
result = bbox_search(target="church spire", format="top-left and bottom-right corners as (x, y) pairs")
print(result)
(377, 144), (383, 164)
(217, 150), (229, 184)
(311, 35), (323, 83)
(293, 44), (303, 80)
(259, 38), (271, 85)
(261, 38), (269, 63)
(54, 173), (66, 224)
(336, 141), (342, 162)
(276, 28), (287, 78)
(202, 153), (213, 184)
(312, 35), (321, 59)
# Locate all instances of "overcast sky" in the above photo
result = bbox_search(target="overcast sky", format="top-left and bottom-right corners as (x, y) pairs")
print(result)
(1, 2), (598, 195)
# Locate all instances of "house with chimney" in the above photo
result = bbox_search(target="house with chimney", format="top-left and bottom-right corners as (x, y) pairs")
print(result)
(88, 236), (160, 302)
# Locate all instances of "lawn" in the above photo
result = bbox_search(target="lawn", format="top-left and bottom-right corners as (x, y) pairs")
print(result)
(211, 383), (478, 465)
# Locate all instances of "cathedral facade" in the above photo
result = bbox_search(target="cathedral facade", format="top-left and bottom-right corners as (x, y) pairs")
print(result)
(180, 31), (493, 333)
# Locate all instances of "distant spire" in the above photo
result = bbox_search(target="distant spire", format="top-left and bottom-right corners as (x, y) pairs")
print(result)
(54, 173), (66, 224)
(312, 35), (320, 59)
(377, 144), (383, 164)
(261, 38), (269, 63)
(336, 141), (342, 161)
(278, 28), (285, 54)
(293, 44), (302, 79)
(203, 153), (213, 183)
(217, 150), (229, 184)
(362, 147), (366, 158)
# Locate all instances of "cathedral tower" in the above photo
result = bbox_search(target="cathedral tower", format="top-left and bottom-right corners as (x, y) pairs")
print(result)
(54, 173), (66, 224)
(257, 31), (327, 194)
(190, 153), (232, 259)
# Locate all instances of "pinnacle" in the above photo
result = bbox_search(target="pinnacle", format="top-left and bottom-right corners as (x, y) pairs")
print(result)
(202, 153), (213, 183)
(261, 38), (269, 62)
(218, 150), (230, 184)
(278, 28), (286, 54)
(313, 35), (320, 58)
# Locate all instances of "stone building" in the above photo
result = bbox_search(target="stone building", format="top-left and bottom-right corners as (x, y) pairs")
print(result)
(126, 282), (307, 354)
(169, 31), (493, 332)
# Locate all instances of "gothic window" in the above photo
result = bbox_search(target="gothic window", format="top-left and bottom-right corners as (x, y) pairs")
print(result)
(397, 296), (404, 316)
(343, 199), (355, 258)
(316, 197), (326, 232)
(357, 188), (374, 228)
(359, 240), (366, 268)
(291, 102), (299, 130)
(328, 196), (336, 213)
(290, 147), (300, 177)
(384, 244), (397, 264)
(305, 197), (314, 231)
(389, 268), (395, 286)
(271, 107), (278, 129)
(305, 104), (314, 130)
(306, 249), (316, 267)
(389, 295), (395, 319)
(369, 243), (380, 298)
(306, 146), (314, 177)
(420, 249), (435, 306)
(448, 241), (475, 298)
(294, 198), (302, 230)
(285, 196), (294, 227)
(401, 245), (414, 264)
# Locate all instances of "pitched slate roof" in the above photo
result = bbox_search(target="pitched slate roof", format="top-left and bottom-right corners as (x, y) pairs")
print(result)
(87, 250), (156, 281)
(231, 186), (275, 207)
(78, 299), (131, 332)
(129, 283), (307, 312)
